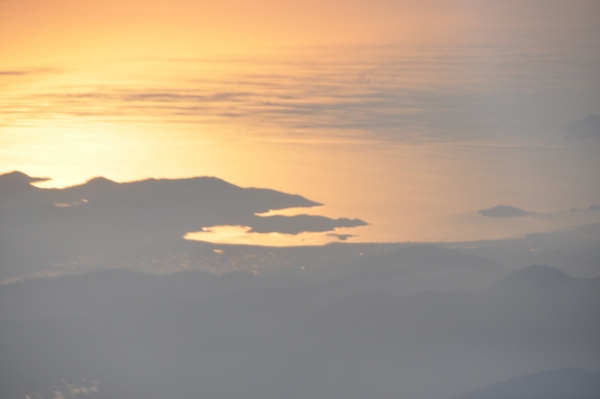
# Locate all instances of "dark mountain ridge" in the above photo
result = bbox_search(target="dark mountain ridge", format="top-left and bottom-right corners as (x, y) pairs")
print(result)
(447, 368), (600, 399)
(0, 171), (366, 280)
(2, 264), (599, 399)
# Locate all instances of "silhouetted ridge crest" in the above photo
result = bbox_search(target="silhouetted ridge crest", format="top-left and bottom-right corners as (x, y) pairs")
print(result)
(145, 176), (237, 187)
(448, 368), (600, 399)
(480, 265), (575, 297)
(371, 244), (504, 273)
(85, 176), (118, 185)
(0, 170), (50, 184)
(504, 265), (570, 285)
(562, 114), (600, 139)
(478, 205), (532, 218)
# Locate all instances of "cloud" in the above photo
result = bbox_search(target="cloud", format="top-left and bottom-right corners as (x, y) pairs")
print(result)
(0, 71), (29, 76)
(0, 68), (60, 78)
(7, 41), (597, 144)
(478, 205), (533, 218)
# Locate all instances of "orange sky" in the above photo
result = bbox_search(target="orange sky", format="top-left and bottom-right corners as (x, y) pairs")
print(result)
(1, 0), (599, 244)
(0, 0), (441, 64)
(4, 0), (598, 65)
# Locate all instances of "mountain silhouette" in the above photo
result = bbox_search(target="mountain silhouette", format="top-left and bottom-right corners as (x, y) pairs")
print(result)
(3, 264), (598, 399)
(0, 170), (50, 184)
(562, 114), (600, 140)
(313, 244), (508, 294)
(479, 264), (600, 299)
(1, 173), (599, 399)
(478, 205), (532, 218)
(488, 264), (570, 286)
(0, 171), (366, 280)
(447, 368), (600, 399)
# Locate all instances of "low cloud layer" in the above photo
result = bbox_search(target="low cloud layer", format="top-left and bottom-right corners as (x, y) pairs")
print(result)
(2, 42), (598, 143)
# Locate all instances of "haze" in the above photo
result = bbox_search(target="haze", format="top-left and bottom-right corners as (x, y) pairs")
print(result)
(1, 1), (599, 398)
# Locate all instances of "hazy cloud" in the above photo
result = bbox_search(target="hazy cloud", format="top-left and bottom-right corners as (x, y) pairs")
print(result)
(0, 71), (29, 76)
(4, 43), (598, 142)
(0, 68), (58, 77)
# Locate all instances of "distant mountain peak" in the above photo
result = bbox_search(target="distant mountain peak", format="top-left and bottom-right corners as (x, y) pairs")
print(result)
(85, 176), (118, 185)
(448, 368), (600, 399)
(157, 176), (232, 185)
(508, 265), (571, 284)
(400, 243), (452, 253)
(480, 265), (572, 296)
(478, 205), (532, 218)
(562, 114), (600, 140)
(0, 170), (50, 184)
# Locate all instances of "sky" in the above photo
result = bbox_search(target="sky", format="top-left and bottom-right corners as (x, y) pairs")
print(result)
(1, 0), (600, 243)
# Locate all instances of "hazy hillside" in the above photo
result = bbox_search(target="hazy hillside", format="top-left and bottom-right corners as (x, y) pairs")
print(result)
(447, 368), (600, 399)
(1, 172), (598, 399)
(315, 244), (508, 295)
(1, 265), (598, 399)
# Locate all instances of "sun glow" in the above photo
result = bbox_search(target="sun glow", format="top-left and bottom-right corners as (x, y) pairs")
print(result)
(1, 0), (599, 243)
(185, 225), (360, 247)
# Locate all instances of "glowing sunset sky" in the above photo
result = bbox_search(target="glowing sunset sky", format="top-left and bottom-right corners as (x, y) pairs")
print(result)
(1, 0), (599, 243)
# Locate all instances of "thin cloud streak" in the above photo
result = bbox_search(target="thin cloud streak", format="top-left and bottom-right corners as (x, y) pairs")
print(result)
(2, 44), (598, 143)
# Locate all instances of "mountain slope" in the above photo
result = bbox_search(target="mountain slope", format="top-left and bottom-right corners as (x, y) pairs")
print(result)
(448, 368), (600, 399)
(2, 265), (599, 399)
